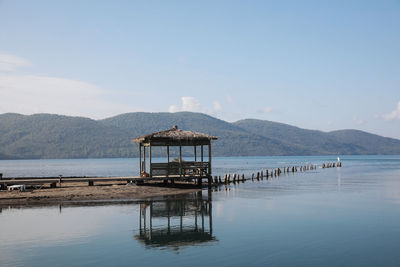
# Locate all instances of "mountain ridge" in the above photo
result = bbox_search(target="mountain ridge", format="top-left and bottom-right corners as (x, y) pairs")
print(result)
(0, 112), (399, 159)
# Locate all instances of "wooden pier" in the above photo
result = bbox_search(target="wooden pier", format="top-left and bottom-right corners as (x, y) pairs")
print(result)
(0, 159), (342, 192)
(0, 174), (212, 189)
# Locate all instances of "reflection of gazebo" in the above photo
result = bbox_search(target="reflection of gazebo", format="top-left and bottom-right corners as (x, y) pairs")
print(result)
(133, 126), (218, 187)
(135, 191), (216, 249)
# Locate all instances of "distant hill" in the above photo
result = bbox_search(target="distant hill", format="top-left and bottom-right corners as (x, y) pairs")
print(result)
(0, 152), (15, 160)
(100, 112), (308, 156)
(0, 112), (399, 159)
(328, 130), (400, 154)
(0, 113), (132, 159)
(234, 119), (400, 155)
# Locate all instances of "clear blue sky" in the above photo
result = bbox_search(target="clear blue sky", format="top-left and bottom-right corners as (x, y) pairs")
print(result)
(0, 0), (399, 138)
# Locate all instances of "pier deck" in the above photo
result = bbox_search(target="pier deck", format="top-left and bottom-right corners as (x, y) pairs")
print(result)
(0, 175), (212, 188)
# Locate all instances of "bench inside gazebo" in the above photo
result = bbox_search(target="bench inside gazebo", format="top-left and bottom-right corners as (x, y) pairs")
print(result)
(133, 126), (218, 187)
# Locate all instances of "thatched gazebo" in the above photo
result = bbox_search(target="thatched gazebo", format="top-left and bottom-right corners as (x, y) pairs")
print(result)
(132, 125), (218, 186)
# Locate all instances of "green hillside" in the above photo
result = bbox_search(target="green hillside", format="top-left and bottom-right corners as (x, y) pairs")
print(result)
(234, 119), (400, 155)
(0, 112), (399, 159)
(0, 113), (132, 158)
(101, 112), (310, 156)
(328, 130), (400, 155)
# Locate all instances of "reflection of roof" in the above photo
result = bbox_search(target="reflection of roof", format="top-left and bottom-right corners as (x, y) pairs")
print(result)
(134, 227), (216, 248)
(132, 125), (218, 145)
(150, 201), (210, 217)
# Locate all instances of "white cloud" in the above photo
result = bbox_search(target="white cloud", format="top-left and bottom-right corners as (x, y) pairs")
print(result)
(213, 101), (222, 111)
(168, 96), (201, 113)
(0, 74), (132, 119)
(168, 96), (222, 115)
(352, 116), (364, 125)
(0, 53), (30, 71)
(382, 101), (400, 121)
(257, 106), (274, 113)
(0, 53), (138, 119)
(181, 96), (201, 112)
(168, 105), (179, 113)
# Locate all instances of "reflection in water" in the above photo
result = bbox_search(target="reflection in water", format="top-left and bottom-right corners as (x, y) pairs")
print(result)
(135, 191), (216, 249)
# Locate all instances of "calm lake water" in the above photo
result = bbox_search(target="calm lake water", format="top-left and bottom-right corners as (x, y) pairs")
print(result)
(1, 155), (400, 266)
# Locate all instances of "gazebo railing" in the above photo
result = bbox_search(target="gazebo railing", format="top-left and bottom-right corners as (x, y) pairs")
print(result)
(151, 161), (209, 177)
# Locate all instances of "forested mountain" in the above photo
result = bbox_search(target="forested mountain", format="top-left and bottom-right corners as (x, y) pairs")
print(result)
(234, 119), (400, 155)
(0, 112), (399, 159)
(100, 112), (309, 156)
(0, 113), (131, 158)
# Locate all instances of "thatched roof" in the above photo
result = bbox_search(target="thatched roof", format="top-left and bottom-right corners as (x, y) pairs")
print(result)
(132, 125), (218, 146)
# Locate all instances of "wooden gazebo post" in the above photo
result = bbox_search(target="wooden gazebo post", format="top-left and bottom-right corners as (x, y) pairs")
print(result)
(149, 144), (152, 177)
(143, 146), (146, 173)
(139, 143), (142, 174)
(166, 145), (170, 178)
(208, 143), (212, 176)
(179, 145), (182, 178)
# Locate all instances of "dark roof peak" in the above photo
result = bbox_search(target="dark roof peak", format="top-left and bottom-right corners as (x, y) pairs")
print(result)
(133, 126), (218, 145)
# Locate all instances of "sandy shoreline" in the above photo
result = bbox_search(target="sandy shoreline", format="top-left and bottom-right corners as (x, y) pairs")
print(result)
(0, 181), (202, 207)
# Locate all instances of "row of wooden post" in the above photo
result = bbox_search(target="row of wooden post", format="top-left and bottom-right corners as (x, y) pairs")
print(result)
(211, 162), (341, 186)
(322, 162), (342, 168)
